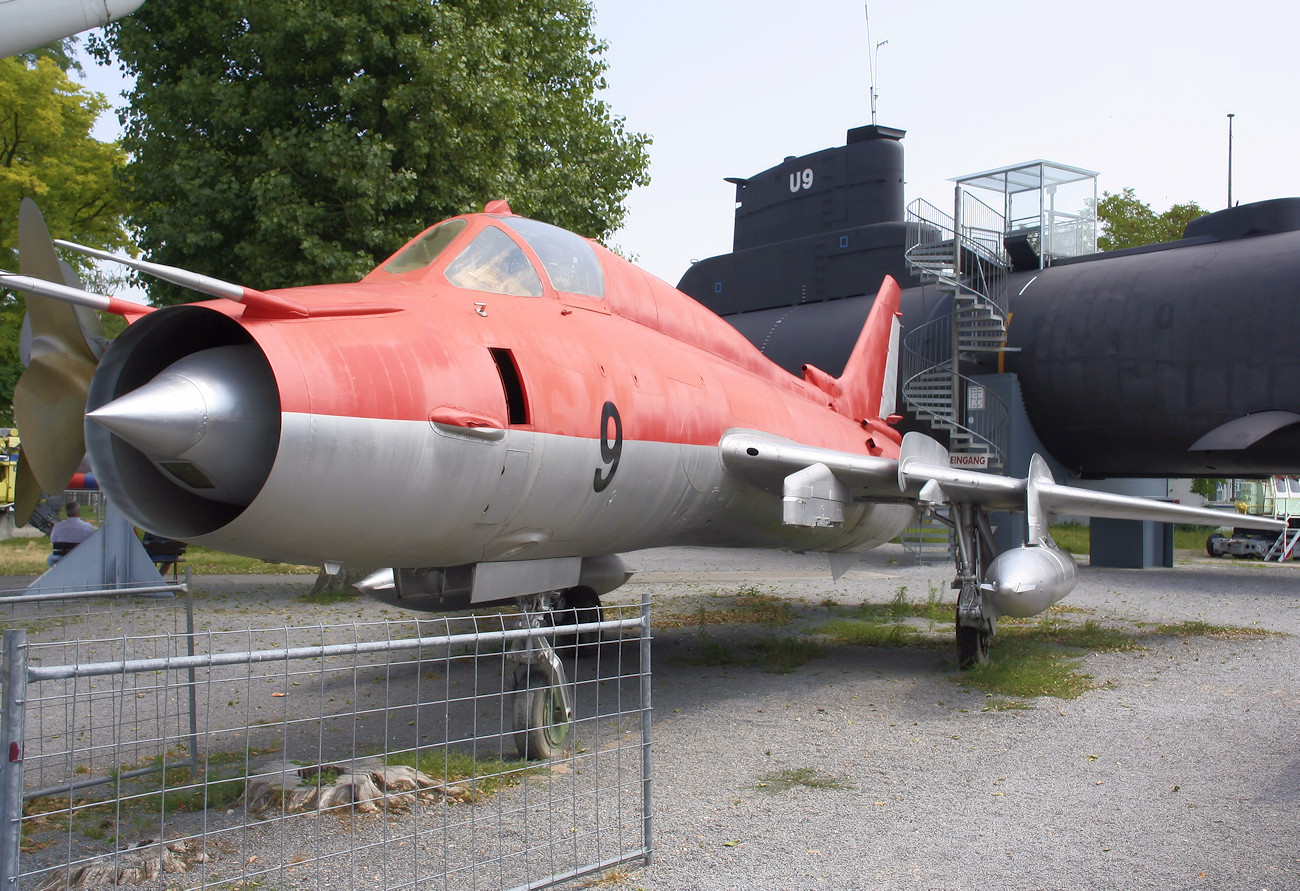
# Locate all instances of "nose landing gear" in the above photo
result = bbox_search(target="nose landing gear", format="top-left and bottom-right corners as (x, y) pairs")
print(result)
(508, 592), (576, 760)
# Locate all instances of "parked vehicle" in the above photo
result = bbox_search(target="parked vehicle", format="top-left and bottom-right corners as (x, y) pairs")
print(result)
(1206, 477), (1300, 560)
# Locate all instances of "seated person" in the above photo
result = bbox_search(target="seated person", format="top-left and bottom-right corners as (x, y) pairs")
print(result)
(141, 532), (187, 574)
(48, 501), (95, 567)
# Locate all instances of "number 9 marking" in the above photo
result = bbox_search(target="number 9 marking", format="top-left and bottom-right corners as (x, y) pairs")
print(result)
(593, 401), (622, 493)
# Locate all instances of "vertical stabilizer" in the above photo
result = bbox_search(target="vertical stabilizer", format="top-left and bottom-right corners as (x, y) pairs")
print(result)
(801, 276), (902, 424)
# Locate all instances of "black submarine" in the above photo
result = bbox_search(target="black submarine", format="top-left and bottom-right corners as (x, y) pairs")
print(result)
(678, 124), (1300, 480)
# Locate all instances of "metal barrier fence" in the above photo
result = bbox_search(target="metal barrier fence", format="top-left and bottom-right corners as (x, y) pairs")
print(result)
(0, 586), (652, 891)
(0, 579), (198, 806)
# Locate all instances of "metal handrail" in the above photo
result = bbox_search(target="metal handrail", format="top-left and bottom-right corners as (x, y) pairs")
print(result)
(904, 198), (1009, 315)
(899, 315), (1009, 467)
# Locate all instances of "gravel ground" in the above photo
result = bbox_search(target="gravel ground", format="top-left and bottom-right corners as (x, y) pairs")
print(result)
(8, 545), (1300, 891)
(613, 546), (1300, 891)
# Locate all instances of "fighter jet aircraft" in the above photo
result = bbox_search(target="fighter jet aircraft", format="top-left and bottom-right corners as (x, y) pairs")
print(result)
(2, 199), (1281, 755)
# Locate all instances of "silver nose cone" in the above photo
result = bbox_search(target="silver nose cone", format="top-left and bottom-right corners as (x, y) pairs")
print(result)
(88, 370), (210, 457)
(87, 344), (280, 505)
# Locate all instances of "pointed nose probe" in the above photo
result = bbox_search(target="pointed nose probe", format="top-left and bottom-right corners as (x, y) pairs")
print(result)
(87, 345), (280, 505)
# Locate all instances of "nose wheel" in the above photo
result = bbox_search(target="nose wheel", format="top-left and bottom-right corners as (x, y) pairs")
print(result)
(510, 661), (572, 760)
(509, 592), (575, 760)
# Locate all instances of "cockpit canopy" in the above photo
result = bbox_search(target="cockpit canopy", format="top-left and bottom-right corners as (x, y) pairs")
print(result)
(377, 215), (604, 299)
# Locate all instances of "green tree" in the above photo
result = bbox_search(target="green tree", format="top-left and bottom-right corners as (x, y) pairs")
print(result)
(1190, 478), (1227, 501)
(1097, 187), (1208, 251)
(0, 50), (131, 423)
(91, 0), (651, 304)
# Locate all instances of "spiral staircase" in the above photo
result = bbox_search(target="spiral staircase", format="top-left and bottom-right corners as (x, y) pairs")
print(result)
(901, 195), (1011, 470)
(897, 194), (1012, 561)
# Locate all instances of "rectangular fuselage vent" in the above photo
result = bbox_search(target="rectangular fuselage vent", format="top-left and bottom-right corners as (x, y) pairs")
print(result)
(489, 347), (529, 425)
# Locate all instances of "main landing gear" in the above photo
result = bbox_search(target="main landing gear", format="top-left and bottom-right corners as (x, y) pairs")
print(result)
(507, 588), (601, 759)
(930, 502), (996, 669)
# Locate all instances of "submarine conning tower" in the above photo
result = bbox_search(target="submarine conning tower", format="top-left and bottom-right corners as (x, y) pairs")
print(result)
(678, 125), (922, 316)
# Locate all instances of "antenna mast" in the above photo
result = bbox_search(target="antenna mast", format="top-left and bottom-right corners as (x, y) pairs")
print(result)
(865, 5), (888, 125)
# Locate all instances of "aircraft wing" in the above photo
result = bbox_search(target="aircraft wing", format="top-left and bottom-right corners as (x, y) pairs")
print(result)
(720, 430), (1286, 533)
(719, 430), (901, 498)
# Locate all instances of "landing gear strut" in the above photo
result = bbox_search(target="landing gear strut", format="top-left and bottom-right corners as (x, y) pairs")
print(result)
(932, 502), (997, 669)
(508, 592), (574, 760)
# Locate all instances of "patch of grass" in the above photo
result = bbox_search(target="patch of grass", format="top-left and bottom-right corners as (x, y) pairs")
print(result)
(385, 745), (541, 800)
(814, 584), (950, 650)
(295, 585), (362, 605)
(1047, 524), (1225, 556)
(180, 547), (317, 575)
(1011, 618), (1145, 652)
(0, 535), (316, 576)
(0, 538), (56, 575)
(1174, 525), (1224, 550)
(958, 618), (1144, 702)
(749, 767), (855, 794)
(957, 635), (1095, 701)
(752, 637), (830, 673)
(817, 618), (921, 648)
(1153, 620), (1282, 640)
(690, 640), (745, 667)
(22, 748), (256, 846)
(1049, 523), (1090, 555)
(654, 587), (794, 629)
(831, 584), (952, 625)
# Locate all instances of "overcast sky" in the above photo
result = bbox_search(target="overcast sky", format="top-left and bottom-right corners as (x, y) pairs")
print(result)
(593, 0), (1300, 283)
(78, 1), (1300, 286)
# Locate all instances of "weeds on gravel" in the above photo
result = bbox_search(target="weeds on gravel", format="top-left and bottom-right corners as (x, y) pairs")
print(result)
(958, 619), (1143, 704)
(386, 745), (540, 800)
(813, 584), (950, 649)
(0, 536), (317, 576)
(817, 618), (920, 648)
(827, 584), (951, 626)
(1153, 620), (1282, 640)
(958, 636), (1094, 703)
(1005, 617), (1145, 653)
(654, 587), (794, 629)
(296, 586), (362, 605)
(749, 767), (855, 794)
(752, 637), (831, 673)
(22, 748), (253, 850)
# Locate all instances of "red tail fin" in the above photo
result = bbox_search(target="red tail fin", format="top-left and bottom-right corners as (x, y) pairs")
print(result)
(801, 276), (902, 424)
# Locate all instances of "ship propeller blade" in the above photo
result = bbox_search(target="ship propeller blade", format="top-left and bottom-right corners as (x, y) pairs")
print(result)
(11, 199), (106, 522)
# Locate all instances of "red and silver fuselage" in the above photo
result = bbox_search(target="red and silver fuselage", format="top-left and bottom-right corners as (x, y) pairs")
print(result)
(84, 214), (912, 579)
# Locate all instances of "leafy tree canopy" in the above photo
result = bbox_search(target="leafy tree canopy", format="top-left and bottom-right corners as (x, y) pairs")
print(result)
(1190, 478), (1227, 501)
(90, 0), (651, 304)
(0, 52), (131, 272)
(0, 47), (130, 423)
(1097, 187), (1208, 251)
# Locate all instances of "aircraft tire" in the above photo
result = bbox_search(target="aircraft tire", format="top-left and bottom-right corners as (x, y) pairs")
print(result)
(511, 663), (571, 760)
(956, 623), (990, 670)
(551, 586), (603, 657)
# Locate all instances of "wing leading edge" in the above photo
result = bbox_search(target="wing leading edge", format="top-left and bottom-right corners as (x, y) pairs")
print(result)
(722, 429), (1284, 538)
